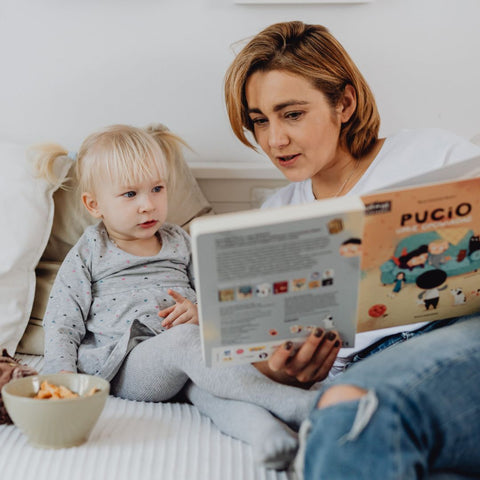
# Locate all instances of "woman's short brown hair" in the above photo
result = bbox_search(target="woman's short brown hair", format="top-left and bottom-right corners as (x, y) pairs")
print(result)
(224, 21), (380, 158)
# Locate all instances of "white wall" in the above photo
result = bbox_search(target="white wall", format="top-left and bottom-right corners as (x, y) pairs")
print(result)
(1, 0), (479, 165)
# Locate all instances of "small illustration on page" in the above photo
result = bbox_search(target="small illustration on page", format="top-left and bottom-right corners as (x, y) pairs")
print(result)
(468, 234), (480, 254)
(389, 271), (406, 297)
(237, 285), (253, 300)
(416, 269), (448, 310)
(218, 288), (235, 302)
(449, 287), (467, 305)
(291, 278), (307, 291)
(310, 271), (320, 280)
(249, 345), (266, 352)
(327, 217), (344, 234)
(321, 268), (334, 286)
(321, 314), (335, 330)
(290, 325), (303, 334)
(255, 283), (272, 297)
(368, 304), (388, 319)
(273, 281), (288, 294)
(309, 271), (321, 289)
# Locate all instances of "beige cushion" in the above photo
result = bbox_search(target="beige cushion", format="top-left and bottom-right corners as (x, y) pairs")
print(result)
(16, 153), (212, 355)
(0, 141), (70, 355)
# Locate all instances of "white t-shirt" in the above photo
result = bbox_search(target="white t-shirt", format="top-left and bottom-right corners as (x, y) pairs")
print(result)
(262, 128), (480, 371)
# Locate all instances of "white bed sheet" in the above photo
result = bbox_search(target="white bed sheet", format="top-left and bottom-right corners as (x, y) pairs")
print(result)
(1, 355), (297, 480)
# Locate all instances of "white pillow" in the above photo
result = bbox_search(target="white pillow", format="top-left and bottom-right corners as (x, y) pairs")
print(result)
(0, 141), (70, 355)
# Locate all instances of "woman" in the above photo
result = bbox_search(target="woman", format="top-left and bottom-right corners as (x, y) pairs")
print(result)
(224, 21), (480, 479)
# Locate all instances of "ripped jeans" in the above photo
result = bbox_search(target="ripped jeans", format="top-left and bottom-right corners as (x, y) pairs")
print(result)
(297, 315), (480, 480)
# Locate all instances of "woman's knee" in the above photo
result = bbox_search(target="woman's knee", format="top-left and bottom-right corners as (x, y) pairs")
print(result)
(317, 384), (368, 409)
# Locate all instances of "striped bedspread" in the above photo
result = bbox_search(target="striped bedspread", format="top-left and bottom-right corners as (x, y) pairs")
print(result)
(0, 355), (296, 480)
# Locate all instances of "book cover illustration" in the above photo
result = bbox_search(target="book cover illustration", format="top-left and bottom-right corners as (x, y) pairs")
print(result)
(192, 199), (365, 366)
(357, 176), (480, 333)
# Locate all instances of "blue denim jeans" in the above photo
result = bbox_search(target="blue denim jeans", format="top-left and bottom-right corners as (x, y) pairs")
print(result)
(297, 315), (480, 480)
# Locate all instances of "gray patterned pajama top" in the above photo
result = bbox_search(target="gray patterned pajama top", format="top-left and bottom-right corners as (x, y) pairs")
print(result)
(42, 222), (196, 381)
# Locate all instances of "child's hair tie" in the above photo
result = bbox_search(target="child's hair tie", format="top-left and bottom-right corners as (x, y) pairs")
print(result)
(67, 151), (77, 161)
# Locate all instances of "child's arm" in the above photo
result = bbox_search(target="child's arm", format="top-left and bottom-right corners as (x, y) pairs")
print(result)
(158, 289), (198, 328)
(42, 240), (92, 374)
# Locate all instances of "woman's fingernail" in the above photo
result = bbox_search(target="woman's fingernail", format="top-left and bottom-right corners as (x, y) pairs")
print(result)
(314, 327), (324, 337)
(284, 341), (293, 350)
(334, 340), (340, 347)
(326, 331), (336, 341)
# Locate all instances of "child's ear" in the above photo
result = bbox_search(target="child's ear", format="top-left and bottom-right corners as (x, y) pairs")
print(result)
(82, 192), (102, 219)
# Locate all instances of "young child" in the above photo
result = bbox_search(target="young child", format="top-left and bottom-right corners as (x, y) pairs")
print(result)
(35, 123), (318, 470)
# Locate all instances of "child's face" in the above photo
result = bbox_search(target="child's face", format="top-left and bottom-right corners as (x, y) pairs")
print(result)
(86, 176), (168, 243)
(428, 240), (448, 255)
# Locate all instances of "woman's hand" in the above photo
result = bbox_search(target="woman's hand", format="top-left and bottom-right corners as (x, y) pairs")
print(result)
(254, 328), (341, 387)
(158, 289), (199, 328)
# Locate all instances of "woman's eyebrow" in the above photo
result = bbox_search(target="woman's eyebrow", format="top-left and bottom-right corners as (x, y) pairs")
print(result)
(248, 100), (309, 115)
(273, 100), (309, 112)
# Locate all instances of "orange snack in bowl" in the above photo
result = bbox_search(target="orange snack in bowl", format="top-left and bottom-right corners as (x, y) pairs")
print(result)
(34, 381), (79, 399)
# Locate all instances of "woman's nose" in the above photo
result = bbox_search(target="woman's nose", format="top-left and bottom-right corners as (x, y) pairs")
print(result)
(268, 123), (289, 149)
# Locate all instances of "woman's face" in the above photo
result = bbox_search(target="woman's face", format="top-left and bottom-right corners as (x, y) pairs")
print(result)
(245, 69), (351, 183)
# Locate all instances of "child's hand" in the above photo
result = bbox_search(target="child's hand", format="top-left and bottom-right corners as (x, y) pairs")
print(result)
(158, 289), (199, 329)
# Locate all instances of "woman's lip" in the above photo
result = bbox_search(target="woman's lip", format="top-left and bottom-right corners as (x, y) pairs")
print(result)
(277, 154), (300, 167)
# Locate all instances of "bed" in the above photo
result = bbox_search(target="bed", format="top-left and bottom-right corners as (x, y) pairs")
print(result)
(0, 140), (292, 480)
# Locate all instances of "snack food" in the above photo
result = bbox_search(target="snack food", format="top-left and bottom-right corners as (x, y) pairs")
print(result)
(33, 380), (99, 400)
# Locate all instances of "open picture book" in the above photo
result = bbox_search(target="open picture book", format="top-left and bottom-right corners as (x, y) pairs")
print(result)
(191, 156), (480, 367)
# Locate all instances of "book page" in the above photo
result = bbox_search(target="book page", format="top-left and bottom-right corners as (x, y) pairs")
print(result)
(358, 175), (480, 332)
(192, 199), (364, 366)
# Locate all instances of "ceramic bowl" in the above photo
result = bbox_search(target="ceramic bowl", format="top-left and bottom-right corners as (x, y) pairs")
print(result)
(2, 373), (109, 449)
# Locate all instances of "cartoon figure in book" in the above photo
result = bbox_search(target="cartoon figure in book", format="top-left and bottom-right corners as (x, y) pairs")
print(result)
(450, 288), (467, 305)
(416, 269), (448, 310)
(397, 245), (429, 271)
(468, 235), (480, 255)
(427, 239), (451, 268)
(339, 238), (362, 257)
(391, 271), (406, 296)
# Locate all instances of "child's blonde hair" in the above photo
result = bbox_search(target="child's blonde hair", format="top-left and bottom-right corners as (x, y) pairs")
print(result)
(32, 123), (189, 194)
